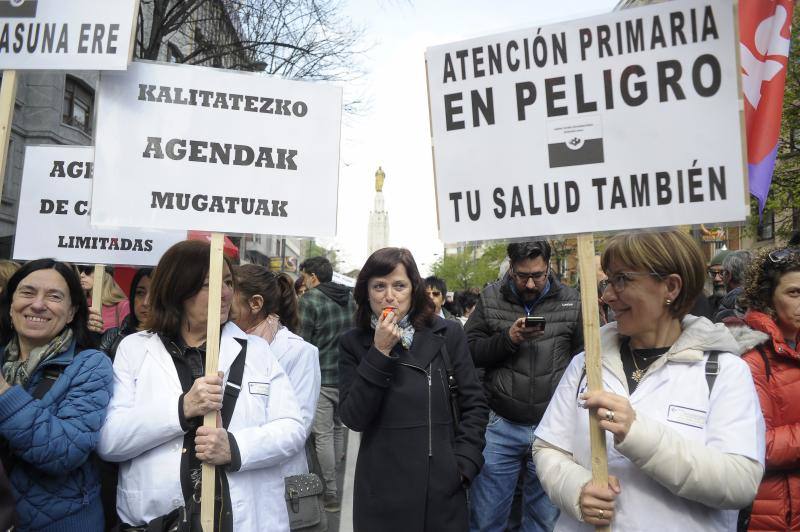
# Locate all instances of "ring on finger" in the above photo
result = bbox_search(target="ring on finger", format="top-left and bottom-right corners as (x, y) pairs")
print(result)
(604, 409), (615, 422)
(598, 509), (605, 520)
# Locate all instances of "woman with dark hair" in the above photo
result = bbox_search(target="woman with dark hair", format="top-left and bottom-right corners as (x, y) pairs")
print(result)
(735, 247), (800, 530)
(339, 247), (488, 532)
(0, 258), (113, 530)
(533, 231), (765, 531)
(230, 264), (321, 476)
(99, 267), (154, 359)
(97, 240), (305, 531)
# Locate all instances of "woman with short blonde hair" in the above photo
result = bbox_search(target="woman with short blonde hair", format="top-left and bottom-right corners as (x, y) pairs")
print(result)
(533, 230), (765, 531)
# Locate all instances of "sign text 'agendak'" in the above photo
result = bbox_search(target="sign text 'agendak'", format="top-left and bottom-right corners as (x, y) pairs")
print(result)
(91, 61), (343, 237)
(0, 0), (136, 70)
(14, 145), (184, 265)
(425, 0), (748, 243)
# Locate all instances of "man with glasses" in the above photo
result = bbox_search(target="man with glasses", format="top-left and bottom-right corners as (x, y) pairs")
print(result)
(425, 276), (459, 323)
(466, 241), (583, 532)
(707, 249), (731, 316)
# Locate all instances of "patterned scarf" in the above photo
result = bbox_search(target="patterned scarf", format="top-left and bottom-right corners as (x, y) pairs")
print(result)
(3, 328), (73, 387)
(370, 313), (415, 350)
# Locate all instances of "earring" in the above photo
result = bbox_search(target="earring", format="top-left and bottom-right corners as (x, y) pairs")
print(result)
(665, 298), (672, 306)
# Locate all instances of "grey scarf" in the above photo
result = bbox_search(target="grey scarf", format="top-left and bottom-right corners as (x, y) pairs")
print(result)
(3, 328), (73, 387)
(371, 313), (415, 350)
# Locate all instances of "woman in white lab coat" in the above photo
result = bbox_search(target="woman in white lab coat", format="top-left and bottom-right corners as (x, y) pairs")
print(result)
(98, 240), (305, 531)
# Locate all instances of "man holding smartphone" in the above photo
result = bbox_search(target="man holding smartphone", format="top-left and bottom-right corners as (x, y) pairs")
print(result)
(466, 240), (583, 532)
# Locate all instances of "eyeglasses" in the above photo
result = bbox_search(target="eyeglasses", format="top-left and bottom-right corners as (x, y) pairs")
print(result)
(511, 268), (548, 283)
(768, 247), (800, 263)
(706, 268), (729, 279)
(76, 265), (93, 275)
(427, 290), (442, 297)
(599, 271), (663, 294)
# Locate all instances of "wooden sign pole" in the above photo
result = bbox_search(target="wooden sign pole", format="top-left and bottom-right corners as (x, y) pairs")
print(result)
(0, 70), (18, 199)
(91, 265), (105, 314)
(200, 232), (224, 532)
(576, 233), (610, 532)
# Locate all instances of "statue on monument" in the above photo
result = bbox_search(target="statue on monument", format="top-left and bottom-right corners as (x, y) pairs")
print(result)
(375, 166), (386, 192)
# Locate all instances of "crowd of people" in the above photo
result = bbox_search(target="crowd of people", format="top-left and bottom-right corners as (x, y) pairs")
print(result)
(0, 229), (795, 531)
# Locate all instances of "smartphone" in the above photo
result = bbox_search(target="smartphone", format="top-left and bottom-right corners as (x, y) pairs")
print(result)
(524, 316), (546, 331)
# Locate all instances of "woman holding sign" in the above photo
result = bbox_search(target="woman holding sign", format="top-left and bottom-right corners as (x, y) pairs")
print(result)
(532, 231), (765, 531)
(339, 247), (488, 532)
(97, 241), (305, 531)
(0, 259), (113, 530)
(77, 266), (130, 332)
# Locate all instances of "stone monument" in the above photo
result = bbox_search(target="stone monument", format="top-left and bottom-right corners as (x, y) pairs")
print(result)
(368, 166), (390, 255)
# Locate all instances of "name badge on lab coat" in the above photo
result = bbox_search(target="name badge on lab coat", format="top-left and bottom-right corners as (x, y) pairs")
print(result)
(249, 382), (270, 396)
(667, 404), (706, 429)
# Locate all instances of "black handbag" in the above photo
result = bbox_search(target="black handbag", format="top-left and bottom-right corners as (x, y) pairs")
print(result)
(284, 473), (325, 530)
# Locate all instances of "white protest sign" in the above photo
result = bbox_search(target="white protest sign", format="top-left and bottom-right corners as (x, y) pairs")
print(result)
(91, 61), (343, 237)
(0, 0), (136, 70)
(14, 145), (185, 265)
(426, 0), (747, 243)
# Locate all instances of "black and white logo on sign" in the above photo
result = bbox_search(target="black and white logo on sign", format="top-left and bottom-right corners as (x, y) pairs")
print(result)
(0, 0), (38, 18)
(547, 117), (605, 168)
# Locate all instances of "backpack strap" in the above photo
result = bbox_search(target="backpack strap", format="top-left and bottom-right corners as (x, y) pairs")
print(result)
(220, 338), (247, 430)
(755, 344), (771, 382)
(705, 351), (722, 397)
(31, 366), (65, 400)
(439, 340), (461, 429)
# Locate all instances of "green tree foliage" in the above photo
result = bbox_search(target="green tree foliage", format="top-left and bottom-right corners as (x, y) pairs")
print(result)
(305, 239), (340, 271)
(431, 243), (507, 291)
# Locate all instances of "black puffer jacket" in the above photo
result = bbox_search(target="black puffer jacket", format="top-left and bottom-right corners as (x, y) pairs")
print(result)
(465, 274), (583, 424)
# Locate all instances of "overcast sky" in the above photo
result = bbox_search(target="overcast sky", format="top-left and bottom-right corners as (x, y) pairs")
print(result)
(326, 0), (619, 275)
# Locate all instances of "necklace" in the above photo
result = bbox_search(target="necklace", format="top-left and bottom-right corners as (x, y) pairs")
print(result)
(631, 353), (646, 383)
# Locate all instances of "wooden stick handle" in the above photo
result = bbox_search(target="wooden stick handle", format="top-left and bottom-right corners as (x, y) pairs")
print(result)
(200, 232), (225, 532)
(0, 71), (18, 200)
(91, 265), (104, 314)
(576, 233), (610, 532)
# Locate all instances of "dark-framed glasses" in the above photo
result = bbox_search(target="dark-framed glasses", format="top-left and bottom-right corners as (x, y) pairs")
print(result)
(511, 268), (548, 283)
(768, 247), (800, 263)
(599, 271), (663, 293)
(706, 268), (730, 279)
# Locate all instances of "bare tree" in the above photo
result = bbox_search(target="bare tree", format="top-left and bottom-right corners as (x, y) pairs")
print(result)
(135, 0), (364, 83)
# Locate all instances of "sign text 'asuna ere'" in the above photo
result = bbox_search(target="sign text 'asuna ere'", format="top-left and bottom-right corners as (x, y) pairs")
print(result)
(0, 0), (136, 70)
(14, 145), (184, 265)
(426, 0), (747, 243)
(91, 61), (342, 237)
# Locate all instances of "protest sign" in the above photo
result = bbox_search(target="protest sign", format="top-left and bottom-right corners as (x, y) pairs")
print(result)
(14, 145), (185, 265)
(0, 0), (137, 70)
(426, 0), (746, 244)
(91, 60), (343, 237)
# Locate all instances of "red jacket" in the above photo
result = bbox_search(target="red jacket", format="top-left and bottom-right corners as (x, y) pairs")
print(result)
(741, 310), (800, 531)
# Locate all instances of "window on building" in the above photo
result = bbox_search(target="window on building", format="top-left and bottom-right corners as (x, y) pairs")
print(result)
(757, 210), (775, 241)
(167, 43), (184, 63)
(62, 76), (94, 135)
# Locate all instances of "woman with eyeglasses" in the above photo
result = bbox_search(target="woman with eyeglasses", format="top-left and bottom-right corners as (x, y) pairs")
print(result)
(77, 265), (130, 332)
(734, 247), (800, 531)
(532, 230), (765, 531)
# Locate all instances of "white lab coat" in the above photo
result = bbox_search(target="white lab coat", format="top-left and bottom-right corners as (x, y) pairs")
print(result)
(97, 322), (305, 531)
(534, 315), (765, 532)
(269, 326), (321, 476)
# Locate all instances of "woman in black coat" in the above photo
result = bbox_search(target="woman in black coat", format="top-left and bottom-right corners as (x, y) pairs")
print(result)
(339, 247), (488, 532)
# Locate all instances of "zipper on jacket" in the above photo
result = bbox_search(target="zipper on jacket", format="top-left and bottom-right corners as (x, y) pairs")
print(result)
(399, 362), (433, 457)
(427, 372), (432, 457)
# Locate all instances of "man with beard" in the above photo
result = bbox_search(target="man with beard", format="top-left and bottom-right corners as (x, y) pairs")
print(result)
(466, 241), (583, 532)
(707, 249), (731, 316)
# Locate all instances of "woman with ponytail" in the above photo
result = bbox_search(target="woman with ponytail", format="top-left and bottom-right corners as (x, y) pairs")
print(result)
(231, 264), (321, 475)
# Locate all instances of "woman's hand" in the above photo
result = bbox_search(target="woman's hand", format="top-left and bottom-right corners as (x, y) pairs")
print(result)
(87, 308), (104, 334)
(195, 413), (231, 465)
(580, 476), (621, 526)
(183, 372), (223, 419)
(581, 390), (636, 444)
(374, 309), (401, 356)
